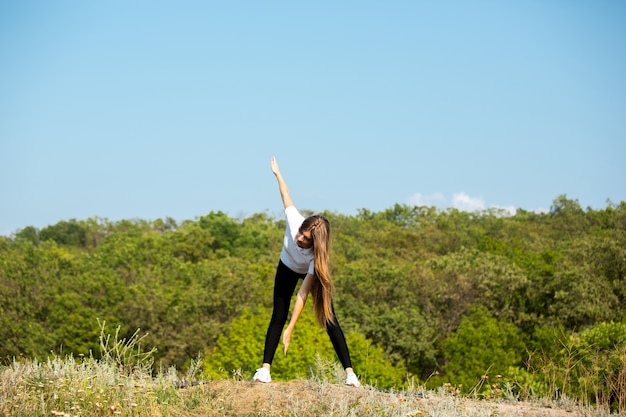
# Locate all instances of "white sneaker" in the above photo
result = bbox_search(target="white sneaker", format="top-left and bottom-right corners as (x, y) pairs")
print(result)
(345, 372), (360, 387)
(253, 367), (271, 383)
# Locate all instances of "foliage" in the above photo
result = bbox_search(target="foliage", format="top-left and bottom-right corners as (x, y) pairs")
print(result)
(523, 321), (626, 413)
(435, 305), (525, 392)
(203, 307), (405, 389)
(97, 319), (156, 376)
(1, 195), (625, 407)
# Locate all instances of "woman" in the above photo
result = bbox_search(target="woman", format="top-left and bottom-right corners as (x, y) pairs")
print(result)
(252, 156), (360, 387)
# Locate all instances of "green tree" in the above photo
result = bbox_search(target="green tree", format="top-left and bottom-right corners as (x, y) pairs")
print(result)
(39, 219), (88, 247)
(14, 226), (40, 246)
(426, 249), (529, 331)
(198, 211), (241, 254)
(336, 259), (436, 378)
(439, 306), (525, 392)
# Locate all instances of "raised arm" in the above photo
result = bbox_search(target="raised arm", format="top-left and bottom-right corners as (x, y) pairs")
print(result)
(271, 156), (294, 209)
(282, 273), (314, 355)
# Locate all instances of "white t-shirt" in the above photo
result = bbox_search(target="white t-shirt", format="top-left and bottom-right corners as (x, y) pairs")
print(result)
(280, 206), (315, 275)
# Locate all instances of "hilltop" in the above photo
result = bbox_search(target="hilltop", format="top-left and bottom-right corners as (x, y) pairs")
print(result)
(181, 379), (591, 416)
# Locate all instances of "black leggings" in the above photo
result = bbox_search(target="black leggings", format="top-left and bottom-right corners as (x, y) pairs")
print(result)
(262, 260), (353, 369)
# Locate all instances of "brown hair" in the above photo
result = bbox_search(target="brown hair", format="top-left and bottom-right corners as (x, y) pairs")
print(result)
(301, 215), (335, 327)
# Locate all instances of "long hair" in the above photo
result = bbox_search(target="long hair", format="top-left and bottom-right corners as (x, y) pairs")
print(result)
(301, 215), (335, 328)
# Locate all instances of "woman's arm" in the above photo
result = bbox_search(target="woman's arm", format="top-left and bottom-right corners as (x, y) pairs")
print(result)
(271, 156), (294, 209)
(282, 272), (315, 355)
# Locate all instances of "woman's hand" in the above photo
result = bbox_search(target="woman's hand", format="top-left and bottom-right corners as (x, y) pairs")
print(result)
(282, 325), (293, 356)
(282, 276), (313, 356)
(271, 156), (280, 176)
(271, 156), (294, 208)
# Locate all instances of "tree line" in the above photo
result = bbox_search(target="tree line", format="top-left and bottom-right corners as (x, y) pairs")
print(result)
(1, 195), (625, 407)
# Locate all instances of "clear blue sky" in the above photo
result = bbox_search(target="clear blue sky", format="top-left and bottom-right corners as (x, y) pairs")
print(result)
(1, 1), (625, 235)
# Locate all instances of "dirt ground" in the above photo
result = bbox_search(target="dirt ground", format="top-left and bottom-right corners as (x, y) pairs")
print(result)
(199, 379), (590, 417)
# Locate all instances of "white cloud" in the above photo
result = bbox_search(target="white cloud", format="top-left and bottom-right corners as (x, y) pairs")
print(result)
(408, 192), (446, 207)
(408, 191), (525, 215)
(491, 205), (518, 216)
(452, 192), (485, 212)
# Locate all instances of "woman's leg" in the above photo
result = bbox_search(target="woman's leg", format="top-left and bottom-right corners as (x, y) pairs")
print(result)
(327, 304), (360, 386)
(262, 261), (304, 366)
(326, 304), (353, 370)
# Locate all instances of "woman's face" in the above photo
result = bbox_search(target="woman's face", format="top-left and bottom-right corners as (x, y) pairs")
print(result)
(296, 228), (313, 249)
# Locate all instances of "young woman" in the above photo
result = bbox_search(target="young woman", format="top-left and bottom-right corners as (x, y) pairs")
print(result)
(252, 156), (360, 387)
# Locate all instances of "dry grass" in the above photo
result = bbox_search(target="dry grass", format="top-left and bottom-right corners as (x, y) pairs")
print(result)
(0, 356), (614, 417)
(0, 323), (620, 416)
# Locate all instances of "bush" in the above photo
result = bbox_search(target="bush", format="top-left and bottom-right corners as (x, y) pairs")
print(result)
(203, 307), (405, 389)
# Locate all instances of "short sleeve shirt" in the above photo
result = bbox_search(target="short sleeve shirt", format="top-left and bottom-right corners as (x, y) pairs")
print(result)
(280, 206), (315, 275)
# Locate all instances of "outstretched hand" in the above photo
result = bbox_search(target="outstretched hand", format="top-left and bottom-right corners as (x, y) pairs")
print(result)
(271, 154), (294, 209)
(282, 326), (293, 356)
(271, 156), (280, 176)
